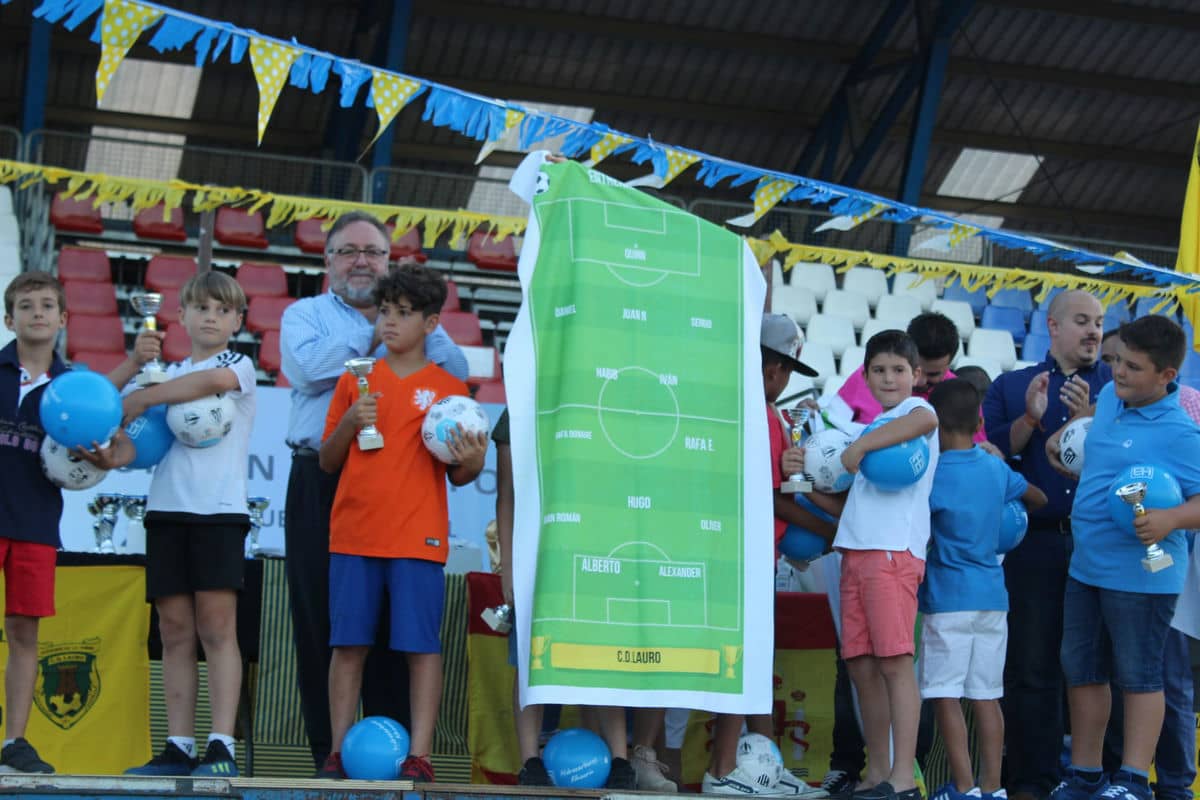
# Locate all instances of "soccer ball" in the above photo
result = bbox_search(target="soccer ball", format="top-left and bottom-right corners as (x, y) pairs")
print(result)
(421, 395), (491, 464)
(166, 393), (235, 448)
(1058, 416), (1092, 476)
(41, 436), (108, 490)
(735, 733), (784, 790)
(803, 429), (856, 492)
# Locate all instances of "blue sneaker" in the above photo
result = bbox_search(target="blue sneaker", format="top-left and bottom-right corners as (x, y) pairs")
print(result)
(124, 741), (196, 776)
(981, 789), (1007, 800)
(1049, 771), (1109, 800)
(1094, 773), (1152, 800)
(191, 740), (238, 777)
(930, 784), (982, 800)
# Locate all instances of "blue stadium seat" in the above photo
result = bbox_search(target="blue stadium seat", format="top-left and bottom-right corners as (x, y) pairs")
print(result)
(981, 305), (1027, 345)
(991, 288), (1034, 319)
(1134, 296), (1178, 319)
(1023, 332), (1051, 362)
(1039, 286), (1064, 310)
(1029, 309), (1049, 337)
(943, 283), (988, 319)
(1103, 302), (1131, 332)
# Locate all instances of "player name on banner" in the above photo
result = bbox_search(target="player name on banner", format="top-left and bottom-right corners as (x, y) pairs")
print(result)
(505, 154), (773, 713)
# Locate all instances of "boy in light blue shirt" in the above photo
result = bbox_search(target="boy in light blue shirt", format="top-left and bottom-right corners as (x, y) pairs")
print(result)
(1049, 316), (1200, 800)
(921, 379), (1045, 800)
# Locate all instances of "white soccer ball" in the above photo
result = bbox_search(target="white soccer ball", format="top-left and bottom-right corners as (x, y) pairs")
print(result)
(803, 429), (856, 492)
(735, 733), (784, 791)
(41, 436), (108, 490)
(421, 395), (491, 464)
(1058, 416), (1092, 476)
(166, 393), (235, 448)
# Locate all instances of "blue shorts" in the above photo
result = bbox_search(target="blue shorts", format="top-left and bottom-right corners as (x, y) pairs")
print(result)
(329, 554), (444, 653)
(1060, 577), (1177, 693)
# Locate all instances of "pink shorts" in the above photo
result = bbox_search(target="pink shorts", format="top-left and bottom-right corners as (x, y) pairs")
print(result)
(839, 549), (923, 659)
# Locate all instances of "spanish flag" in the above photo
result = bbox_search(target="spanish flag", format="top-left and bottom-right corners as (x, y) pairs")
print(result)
(1175, 122), (1200, 352)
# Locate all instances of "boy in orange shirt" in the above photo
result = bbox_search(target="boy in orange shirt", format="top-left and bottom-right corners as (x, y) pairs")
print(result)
(318, 265), (488, 781)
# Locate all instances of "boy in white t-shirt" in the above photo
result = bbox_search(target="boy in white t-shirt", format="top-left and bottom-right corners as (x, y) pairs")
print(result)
(118, 271), (257, 777)
(834, 330), (939, 800)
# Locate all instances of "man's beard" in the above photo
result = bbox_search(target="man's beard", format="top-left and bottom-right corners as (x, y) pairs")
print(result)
(337, 281), (376, 307)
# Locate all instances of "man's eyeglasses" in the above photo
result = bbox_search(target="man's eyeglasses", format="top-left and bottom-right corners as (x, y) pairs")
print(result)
(329, 246), (389, 261)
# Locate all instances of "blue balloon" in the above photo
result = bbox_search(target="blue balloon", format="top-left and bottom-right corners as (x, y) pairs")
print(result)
(1106, 465), (1184, 529)
(998, 500), (1028, 555)
(342, 716), (410, 780)
(781, 495), (833, 561)
(38, 368), (123, 450)
(858, 419), (930, 491)
(124, 405), (175, 469)
(543, 728), (611, 789)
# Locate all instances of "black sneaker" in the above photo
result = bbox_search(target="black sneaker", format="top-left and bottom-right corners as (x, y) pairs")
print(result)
(823, 770), (860, 800)
(191, 740), (238, 777)
(314, 752), (345, 779)
(606, 756), (637, 790)
(125, 741), (196, 776)
(0, 739), (53, 773)
(518, 756), (552, 786)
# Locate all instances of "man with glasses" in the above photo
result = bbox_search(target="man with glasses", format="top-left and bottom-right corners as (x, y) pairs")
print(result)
(280, 211), (467, 771)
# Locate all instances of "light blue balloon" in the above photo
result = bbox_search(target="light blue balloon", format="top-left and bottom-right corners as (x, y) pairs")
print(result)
(543, 728), (611, 789)
(858, 419), (930, 491)
(342, 716), (410, 780)
(38, 368), (122, 450)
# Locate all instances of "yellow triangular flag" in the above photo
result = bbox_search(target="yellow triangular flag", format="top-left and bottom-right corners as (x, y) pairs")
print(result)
(1175, 122), (1200, 352)
(727, 177), (797, 227)
(95, 0), (162, 103)
(249, 38), (301, 145)
(626, 148), (700, 189)
(586, 132), (632, 167)
(475, 108), (526, 164)
(369, 71), (423, 148)
(948, 222), (980, 247)
(814, 202), (887, 233)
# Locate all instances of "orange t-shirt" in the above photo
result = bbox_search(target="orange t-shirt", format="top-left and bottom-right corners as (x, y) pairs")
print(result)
(323, 361), (468, 562)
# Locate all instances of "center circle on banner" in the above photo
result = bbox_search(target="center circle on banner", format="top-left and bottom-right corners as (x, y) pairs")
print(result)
(596, 366), (680, 459)
(603, 251), (670, 288)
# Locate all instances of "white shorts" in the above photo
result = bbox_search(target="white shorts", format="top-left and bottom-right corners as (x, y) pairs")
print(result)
(918, 610), (1007, 700)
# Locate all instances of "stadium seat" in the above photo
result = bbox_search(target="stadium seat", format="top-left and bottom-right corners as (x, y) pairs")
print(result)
(386, 225), (428, 263)
(0, 187), (11, 216)
(66, 314), (124, 357)
(990, 288), (1034, 319)
(275, 372), (291, 389)
(246, 295), (296, 335)
(804, 314), (855, 358)
(50, 194), (103, 235)
(772, 284), (817, 326)
(64, 281), (117, 316)
(968, 329), (1017, 371)
(891, 272), (938, 310)
(259, 330), (282, 373)
(860, 318), (903, 346)
(133, 204), (187, 242)
(770, 259), (785, 288)
(70, 349), (127, 374)
(440, 310), (484, 346)
(1028, 309), (1049, 337)
(840, 345), (865, 376)
(981, 305), (1027, 346)
(780, 372), (816, 402)
(1023, 332), (1051, 362)
(1039, 286), (1064, 310)
(1135, 296), (1177, 319)
(822, 290), (871, 330)
(1013, 360), (1038, 371)
(474, 380), (506, 404)
(791, 262), (836, 304)
(57, 246), (111, 283)
(467, 231), (518, 272)
(0, 216), (18, 245)
(942, 282), (987, 319)
(954, 356), (1003, 380)
(294, 217), (330, 254)
(821, 372), (848, 400)
(145, 254), (197, 291)
(797, 341), (836, 388)
(162, 324), (191, 362)
(215, 207), (268, 249)
(236, 262), (288, 298)
(842, 267), (888, 310)
(444, 280), (461, 312)
(875, 293), (922, 325)
(462, 345), (499, 382)
(930, 299), (976, 339)
(1103, 302), (1131, 332)
(153, 287), (182, 327)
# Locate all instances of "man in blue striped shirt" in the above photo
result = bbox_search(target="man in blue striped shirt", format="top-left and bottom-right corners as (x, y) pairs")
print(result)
(280, 211), (467, 771)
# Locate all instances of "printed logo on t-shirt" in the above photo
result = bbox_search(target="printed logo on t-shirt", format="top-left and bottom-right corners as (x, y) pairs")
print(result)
(425, 537), (440, 547)
(413, 388), (437, 410)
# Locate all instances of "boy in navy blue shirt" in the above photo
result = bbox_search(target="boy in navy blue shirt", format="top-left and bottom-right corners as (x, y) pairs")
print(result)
(1049, 316), (1200, 800)
(923, 380), (1045, 800)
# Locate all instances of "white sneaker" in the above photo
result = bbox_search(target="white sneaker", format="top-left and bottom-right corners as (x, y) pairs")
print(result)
(632, 744), (677, 792)
(704, 766), (782, 795)
(777, 772), (831, 799)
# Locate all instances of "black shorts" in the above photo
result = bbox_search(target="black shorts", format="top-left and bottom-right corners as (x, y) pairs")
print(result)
(144, 519), (248, 600)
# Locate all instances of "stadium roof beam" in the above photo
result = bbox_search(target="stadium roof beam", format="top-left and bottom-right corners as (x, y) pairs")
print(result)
(982, 0), (1200, 31)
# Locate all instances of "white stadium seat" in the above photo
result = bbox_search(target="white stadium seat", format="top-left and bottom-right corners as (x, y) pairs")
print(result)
(0, 215), (19, 245)
(797, 341), (836, 387)
(875, 293), (922, 325)
(821, 372), (848, 400)
(771, 259), (785, 287)
(780, 372), (816, 404)
(0, 187), (12, 216)
(839, 345), (865, 376)
(891, 272), (939, 310)
(968, 328), (1017, 371)
(822, 289), (871, 330)
(804, 314), (856, 358)
(843, 267), (888, 310)
(931, 298), (975, 339)
(772, 284), (817, 326)
(860, 318), (905, 347)
(1012, 360), (1037, 371)
(790, 261), (836, 304)
(954, 356), (1003, 380)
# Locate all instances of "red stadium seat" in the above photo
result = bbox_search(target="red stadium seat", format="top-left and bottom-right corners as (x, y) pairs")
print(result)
(439, 310), (483, 346)
(215, 207), (268, 249)
(463, 345), (500, 383)
(66, 314), (124, 357)
(57, 247), (111, 283)
(162, 324), (193, 363)
(294, 218), (330, 254)
(151, 287), (182, 327)
(443, 280), (460, 312)
(385, 225), (427, 263)
(70, 350), (127, 374)
(50, 194), (103, 235)
(474, 380), (506, 404)
(236, 262), (288, 298)
(145, 255), (197, 292)
(321, 272), (330, 293)
(259, 330), (282, 373)
(246, 295), (295, 335)
(133, 204), (187, 242)
(64, 281), (117, 316)
(275, 371), (291, 388)
(467, 231), (517, 272)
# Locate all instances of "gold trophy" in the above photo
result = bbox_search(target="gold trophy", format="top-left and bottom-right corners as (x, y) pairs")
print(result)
(343, 358), (384, 450)
(246, 496), (270, 558)
(530, 635), (549, 670)
(721, 644), (743, 679)
(129, 293), (168, 386)
(781, 406), (813, 494)
(1115, 482), (1175, 573)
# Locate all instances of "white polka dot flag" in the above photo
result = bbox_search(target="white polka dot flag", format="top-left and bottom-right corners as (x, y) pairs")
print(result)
(95, 0), (163, 104)
(368, 71), (423, 147)
(626, 147), (701, 188)
(585, 132), (632, 167)
(249, 38), (301, 145)
(814, 202), (887, 233)
(726, 176), (798, 227)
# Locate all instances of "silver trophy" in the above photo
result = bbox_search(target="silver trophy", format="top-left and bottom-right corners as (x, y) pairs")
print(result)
(482, 603), (513, 634)
(344, 358), (384, 450)
(123, 495), (147, 554)
(781, 406), (813, 494)
(1115, 482), (1175, 573)
(90, 493), (124, 554)
(246, 496), (270, 558)
(129, 293), (168, 386)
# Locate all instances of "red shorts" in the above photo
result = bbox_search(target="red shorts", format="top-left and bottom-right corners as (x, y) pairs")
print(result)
(0, 538), (57, 618)
(839, 549), (923, 659)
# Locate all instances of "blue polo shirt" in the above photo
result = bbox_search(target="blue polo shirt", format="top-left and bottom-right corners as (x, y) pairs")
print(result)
(921, 446), (1028, 613)
(0, 341), (69, 547)
(1070, 383), (1200, 595)
(983, 356), (1111, 523)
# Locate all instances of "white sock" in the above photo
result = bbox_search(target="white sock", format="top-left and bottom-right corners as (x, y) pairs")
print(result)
(167, 736), (196, 758)
(208, 733), (236, 759)
(2, 739), (14, 748)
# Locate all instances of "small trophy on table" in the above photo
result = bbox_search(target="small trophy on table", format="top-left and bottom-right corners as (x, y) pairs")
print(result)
(780, 406), (813, 494)
(123, 495), (147, 554)
(129, 293), (168, 386)
(343, 358), (383, 450)
(1115, 482), (1175, 573)
(246, 496), (270, 558)
(90, 493), (124, 554)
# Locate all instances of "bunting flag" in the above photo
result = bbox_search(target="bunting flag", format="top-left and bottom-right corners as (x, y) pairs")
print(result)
(585, 131), (633, 167)
(727, 177), (799, 227)
(475, 108), (526, 164)
(95, 0), (163, 103)
(813, 202), (887, 233)
(626, 148), (702, 188)
(368, 70), (425, 149)
(1176, 122), (1200, 352)
(248, 37), (301, 144)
